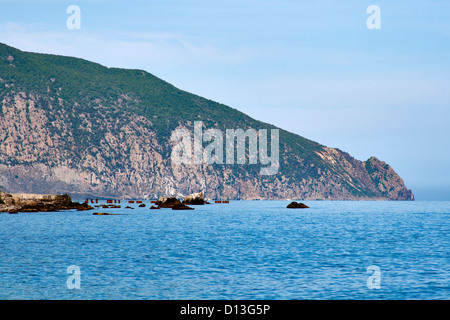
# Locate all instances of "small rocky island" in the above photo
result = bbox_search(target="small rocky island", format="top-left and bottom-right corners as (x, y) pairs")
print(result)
(153, 196), (194, 210)
(286, 201), (309, 209)
(182, 192), (207, 205)
(151, 192), (207, 210)
(0, 190), (93, 213)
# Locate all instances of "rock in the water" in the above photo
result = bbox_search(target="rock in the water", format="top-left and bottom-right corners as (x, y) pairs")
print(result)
(182, 192), (205, 205)
(286, 201), (309, 209)
(138, 203), (146, 207)
(76, 203), (95, 211)
(172, 204), (194, 210)
(155, 196), (182, 208)
(93, 212), (118, 215)
(154, 196), (195, 210)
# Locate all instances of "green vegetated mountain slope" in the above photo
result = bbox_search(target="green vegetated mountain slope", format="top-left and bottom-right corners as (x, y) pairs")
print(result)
(0, 43), (413, 200)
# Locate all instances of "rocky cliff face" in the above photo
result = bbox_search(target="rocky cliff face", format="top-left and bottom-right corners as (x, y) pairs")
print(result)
(0, 43), (413, 200)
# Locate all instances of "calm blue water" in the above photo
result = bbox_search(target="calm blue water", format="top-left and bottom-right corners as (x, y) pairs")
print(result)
(0, 200), (448, 300)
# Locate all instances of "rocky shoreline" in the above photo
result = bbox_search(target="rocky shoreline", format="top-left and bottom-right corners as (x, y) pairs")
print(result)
(0, 190), (209, 213)
(0, 190), (93, 213)
(1, 189), (312, 214)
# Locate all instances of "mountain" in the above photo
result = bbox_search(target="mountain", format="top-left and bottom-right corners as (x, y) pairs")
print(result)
(0, 43), (413, 200)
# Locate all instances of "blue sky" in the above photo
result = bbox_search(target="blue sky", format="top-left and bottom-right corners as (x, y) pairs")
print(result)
(0, 0), (449, 200)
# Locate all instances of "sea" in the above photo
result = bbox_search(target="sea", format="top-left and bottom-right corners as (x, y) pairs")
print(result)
(0, 200), (448, 300)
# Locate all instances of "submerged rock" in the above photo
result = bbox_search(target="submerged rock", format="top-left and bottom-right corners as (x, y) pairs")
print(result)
(286, 201), (309, 209)
(93, 212), (118, 215)
(138, 203), (146, 208)
(76, 203), (95, 211)
(149, 205), (160, 210)
(172, 203), (194, 210)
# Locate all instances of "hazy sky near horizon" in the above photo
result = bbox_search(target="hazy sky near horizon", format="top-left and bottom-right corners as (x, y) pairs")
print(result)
(0, 0), (449, 200)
